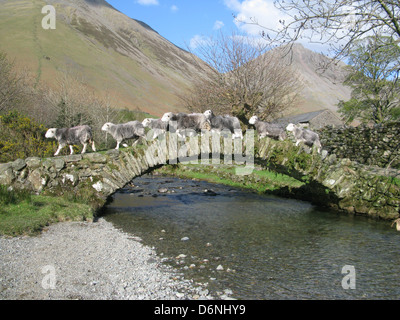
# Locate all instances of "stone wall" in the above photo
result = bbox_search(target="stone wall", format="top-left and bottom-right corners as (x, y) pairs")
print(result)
(255, 137), (400, 220)
(0, 134), (399, 220)
(319, 122), (400, 169)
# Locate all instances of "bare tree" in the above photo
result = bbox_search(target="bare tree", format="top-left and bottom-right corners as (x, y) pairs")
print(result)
(0, 52), (30, 113)
(241, 0), (400, 68)
(182, 31), (302, 124)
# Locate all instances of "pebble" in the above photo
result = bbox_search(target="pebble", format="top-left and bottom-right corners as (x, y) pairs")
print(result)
(216, 265), (224, 271)
(181, 237), (190, 241)
(0, 218), (203, 300)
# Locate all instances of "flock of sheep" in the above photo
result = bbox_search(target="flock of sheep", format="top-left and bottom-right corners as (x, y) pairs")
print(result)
(44, 110), (322, 156)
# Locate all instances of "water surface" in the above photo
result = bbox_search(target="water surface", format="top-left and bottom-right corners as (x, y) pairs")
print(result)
(102, 175), (400, 299)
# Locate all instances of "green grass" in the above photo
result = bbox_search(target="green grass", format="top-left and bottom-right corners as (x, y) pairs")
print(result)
(156, 163), (304, 193)
(0, 186), (94, 236)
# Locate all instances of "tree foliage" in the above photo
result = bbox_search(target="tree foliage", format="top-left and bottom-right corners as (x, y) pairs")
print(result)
(338, 36), (400, 124)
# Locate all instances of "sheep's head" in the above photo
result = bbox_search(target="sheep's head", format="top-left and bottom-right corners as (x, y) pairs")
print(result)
(203, 110), (213, 119)
(101, 123), (113, 132)
(161, 112), (173, 122)
(286, 123), (295, 132)
(249, 116), (258, 125)
(142, 118), (152, 127)
(45, 128), (57, 139)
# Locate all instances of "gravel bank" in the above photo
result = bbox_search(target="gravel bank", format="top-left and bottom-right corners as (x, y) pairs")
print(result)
(0, 218), (209, 300)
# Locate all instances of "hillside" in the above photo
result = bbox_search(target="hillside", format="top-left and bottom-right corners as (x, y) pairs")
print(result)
(280, 43), (351, 116)
(0, 0), (210, 116)
(0, 0), (351, 119)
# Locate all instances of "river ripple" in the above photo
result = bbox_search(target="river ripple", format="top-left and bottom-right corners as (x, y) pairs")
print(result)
(102, 175), (400, 300)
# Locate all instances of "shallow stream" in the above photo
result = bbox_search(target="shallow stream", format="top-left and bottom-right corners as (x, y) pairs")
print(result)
(102, 175), (400, 299)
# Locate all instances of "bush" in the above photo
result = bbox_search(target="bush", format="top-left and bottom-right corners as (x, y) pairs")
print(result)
(0, 111), (56, 162)
(0, 185), (31, 206)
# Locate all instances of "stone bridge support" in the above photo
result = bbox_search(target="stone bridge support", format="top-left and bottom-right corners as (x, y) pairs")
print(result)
(0, 133), (399, 220)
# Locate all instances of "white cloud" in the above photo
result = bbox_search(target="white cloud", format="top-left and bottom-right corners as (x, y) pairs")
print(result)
(213, 20), (225, 30)
(189, 35), (212, 50)
(170, 5), (178, 12)
(136, 0), (159, 6)
(223, 0), (335, 53)
(223, 0), (288, 36)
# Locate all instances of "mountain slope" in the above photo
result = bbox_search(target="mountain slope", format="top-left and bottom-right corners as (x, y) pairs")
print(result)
(0, 1), (351, 118)
(0, 0), (209, 116)
(282, 43), (351, 116)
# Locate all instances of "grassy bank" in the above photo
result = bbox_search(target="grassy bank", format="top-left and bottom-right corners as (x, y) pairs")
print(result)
(0, 186), (94, 236)
(155, 163), (305, 193)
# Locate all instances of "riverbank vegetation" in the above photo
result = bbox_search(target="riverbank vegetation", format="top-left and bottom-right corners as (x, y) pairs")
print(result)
(155, 163), (305, 193)
(0, 185), (94, 236)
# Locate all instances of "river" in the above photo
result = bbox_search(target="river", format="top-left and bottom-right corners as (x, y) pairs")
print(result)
(101, 174), (400, 300)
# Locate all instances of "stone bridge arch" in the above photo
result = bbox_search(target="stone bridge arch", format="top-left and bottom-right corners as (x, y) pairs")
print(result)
(0, 132), (399, 220)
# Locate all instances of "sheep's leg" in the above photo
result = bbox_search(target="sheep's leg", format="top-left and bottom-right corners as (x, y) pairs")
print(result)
(91, 141), (96, 152)
(315, 141), (322, 154)
(115, 141), (120, 149)
(295, 140), (300, 146)
(81, 143), (87, 154)
(54, 144), (64, 156)
(69, 145), (74, 155)
(132, 137), (141, 147)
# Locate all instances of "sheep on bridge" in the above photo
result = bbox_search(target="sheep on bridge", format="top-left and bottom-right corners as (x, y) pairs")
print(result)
(142, 118), (168, 140)
(249, 116), (287, 141)
(45, 125), (96, 156)
(286, 123), (322, 153)
(101, 121), (145, 150)
(203, 110), (243, 139)
(161, 112), (210, 138)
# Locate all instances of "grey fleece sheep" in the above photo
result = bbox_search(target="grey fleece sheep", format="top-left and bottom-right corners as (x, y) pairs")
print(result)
(101, 121), (145, 149)
(45, 125), (96, 156)
(286, 123), (322, 153)
(249, 116), (287, 141)
(161, 112), (209, 137)
(203, 110), (243, 139)
(142, 118), (168, 139)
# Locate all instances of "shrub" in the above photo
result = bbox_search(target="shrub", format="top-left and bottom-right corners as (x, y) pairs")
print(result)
(0, 111), (56, 162)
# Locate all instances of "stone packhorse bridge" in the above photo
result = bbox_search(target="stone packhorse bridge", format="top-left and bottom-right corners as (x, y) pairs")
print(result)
(0, 132), (399, 220)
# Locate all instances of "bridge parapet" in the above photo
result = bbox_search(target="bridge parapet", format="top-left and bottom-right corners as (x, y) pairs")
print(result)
(0, 133), (399, 220)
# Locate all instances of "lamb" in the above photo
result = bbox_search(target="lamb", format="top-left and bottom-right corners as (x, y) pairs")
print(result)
(203, 110), (243, 139)
(45, 125), (96, 156)
(248, 116), (287, 141)
(101, 121), (145, 150)
(142, 118), (168, 140)
(161, 112), (209, 137)
(286, 123), (322, 153)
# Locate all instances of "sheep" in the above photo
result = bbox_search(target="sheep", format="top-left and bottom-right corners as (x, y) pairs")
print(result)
(142, 118), (168, 140)
(286, 123), (322, 153)
(248, 116), (287, 141)
(161, 112), (209, 138)
(45, 125), (96, 156)
(101, 121), (145, 149)
(203, 110), (243, 139)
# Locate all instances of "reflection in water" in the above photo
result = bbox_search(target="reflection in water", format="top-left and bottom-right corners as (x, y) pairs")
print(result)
(102, 175), (400, 299)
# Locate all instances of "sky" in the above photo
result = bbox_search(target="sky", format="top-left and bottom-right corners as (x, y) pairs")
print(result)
(106, 0), (291, 51)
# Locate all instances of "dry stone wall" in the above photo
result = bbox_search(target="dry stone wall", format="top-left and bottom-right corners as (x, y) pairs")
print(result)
(319, 122), (400, 169)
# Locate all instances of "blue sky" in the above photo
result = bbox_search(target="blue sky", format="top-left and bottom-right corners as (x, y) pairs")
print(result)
(106, 0), (287, 51)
